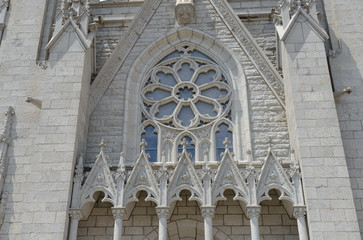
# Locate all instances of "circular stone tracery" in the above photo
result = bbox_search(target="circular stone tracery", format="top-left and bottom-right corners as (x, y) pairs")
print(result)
(141, 49), (232, 129)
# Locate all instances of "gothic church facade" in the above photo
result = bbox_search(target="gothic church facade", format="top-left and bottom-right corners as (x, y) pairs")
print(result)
(0, 0), (362, 239)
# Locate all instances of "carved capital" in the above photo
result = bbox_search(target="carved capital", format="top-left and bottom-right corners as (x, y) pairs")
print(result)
(156, 206), (169, 219)
(246, 206), (261, 219)
(293, 206), (306, 219)
(111, 207), (126, 220)
(69, 209), (82, 220)
(201, 206), (215, 218)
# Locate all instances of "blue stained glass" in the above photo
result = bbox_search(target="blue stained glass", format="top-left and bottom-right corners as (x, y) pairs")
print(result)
(201, 87), (228, 99)
(191, 50), (214, 62)
(178, 87), (194, 100)
(195, 101), (217, 117)
(178, 63), (194, 82)
(156, 72), (177, 87)
(141, 125), (158, 162)
(178, 136), (195, 161)
(145, 89), (171, 101)
(158, 51), (181, 63)
(215, 124), (233, 160)
(178, 106), (195, 127)
(195, 70), (216, 86)
(155, 102), (177, 118)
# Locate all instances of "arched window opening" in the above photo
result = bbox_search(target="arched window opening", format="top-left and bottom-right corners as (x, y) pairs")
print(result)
(215, 123), (233, 160)
(140, 46), (233, 163)
(178, 136), (195, 161)
(141, 125), (158, 162)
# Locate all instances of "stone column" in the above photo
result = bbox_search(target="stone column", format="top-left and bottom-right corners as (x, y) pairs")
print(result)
(112, 207), (126, 240)
(156, 206), (169, 240)
(68, 209), (82, 240)
(293, 206), (308, 240)
(246, 206), (261, 240)
(201, 206), (215, 240)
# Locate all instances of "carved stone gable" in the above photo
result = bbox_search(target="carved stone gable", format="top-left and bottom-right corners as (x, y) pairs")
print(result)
(212, 151), (249, 205)
(80, 149), (117, 206)
(256, 148), (294, 204)
(123, 152), (159, 206)
(168, 150), (203, 205)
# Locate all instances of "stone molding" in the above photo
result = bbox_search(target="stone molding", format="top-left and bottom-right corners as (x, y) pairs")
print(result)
(0, 107), (14, 227)
(88, 0), (163, 113)
(208, 0), (285, 108)
(278, 8), (329, 42)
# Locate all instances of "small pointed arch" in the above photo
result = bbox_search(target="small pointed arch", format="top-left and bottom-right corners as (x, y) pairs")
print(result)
(140, 121), (159, 162)
(79, 189), (115, 220)
(256, 148), (295, 205)
(213, 119), (234, 161)
(168, 149), (204, 205)
(176, 131), (197, 161)
(212, 151), (249, 206)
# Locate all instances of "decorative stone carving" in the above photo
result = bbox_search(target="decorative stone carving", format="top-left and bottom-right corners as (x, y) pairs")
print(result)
(201, 206), (215, 218)
(175, 0), (195, 24)
(79, 140), (117, 207)
(293, 206), (306, 218)
(123, 140), (159, 206)
(256, 147), (294, 204)
(0, 0), (10, 45)
(156, 206), (170, 218)
(0, 192), (7, 226)
(212, 143), (248, 205)
(69, 208), (83, 220)
(168, 141), (203, 205)
(0, 107), (14, 208)
(111, 207), (126, 219)
(246, 205), (261, 219)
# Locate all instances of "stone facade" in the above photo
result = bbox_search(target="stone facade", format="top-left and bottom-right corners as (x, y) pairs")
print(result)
(0, 0), (362, 239)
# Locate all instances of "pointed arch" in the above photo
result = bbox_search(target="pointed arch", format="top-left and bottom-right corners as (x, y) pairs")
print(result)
(120, 28), (252, 164)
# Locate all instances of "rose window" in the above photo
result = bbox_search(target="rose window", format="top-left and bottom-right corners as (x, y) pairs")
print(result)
(141, 49), (232, 129)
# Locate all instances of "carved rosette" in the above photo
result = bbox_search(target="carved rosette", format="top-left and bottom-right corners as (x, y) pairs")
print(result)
(111, 207), (126, 220)
(201, 206), (215, 218)
(293, 206), (306, 219)
(246, 206), (261, 219)
(156, 206), (170, 219)
(175, 0), (195, 24)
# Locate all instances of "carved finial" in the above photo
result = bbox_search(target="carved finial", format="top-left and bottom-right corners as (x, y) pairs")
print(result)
(290, 149), (300, 178)
(161, 151), (167, 170)
(99, 139), (106, 151)
(223, 137), (231, 150)
(119, 152), (125, 168)
(140, 139), (147, 152)
(181, 138), (188, 152)
(267, 137), (272, 148)
(74, 154), (84, 182)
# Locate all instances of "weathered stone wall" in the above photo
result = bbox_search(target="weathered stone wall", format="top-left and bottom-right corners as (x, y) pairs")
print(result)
(323, 0), (363, 237)
(78, 191), (298, 239)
